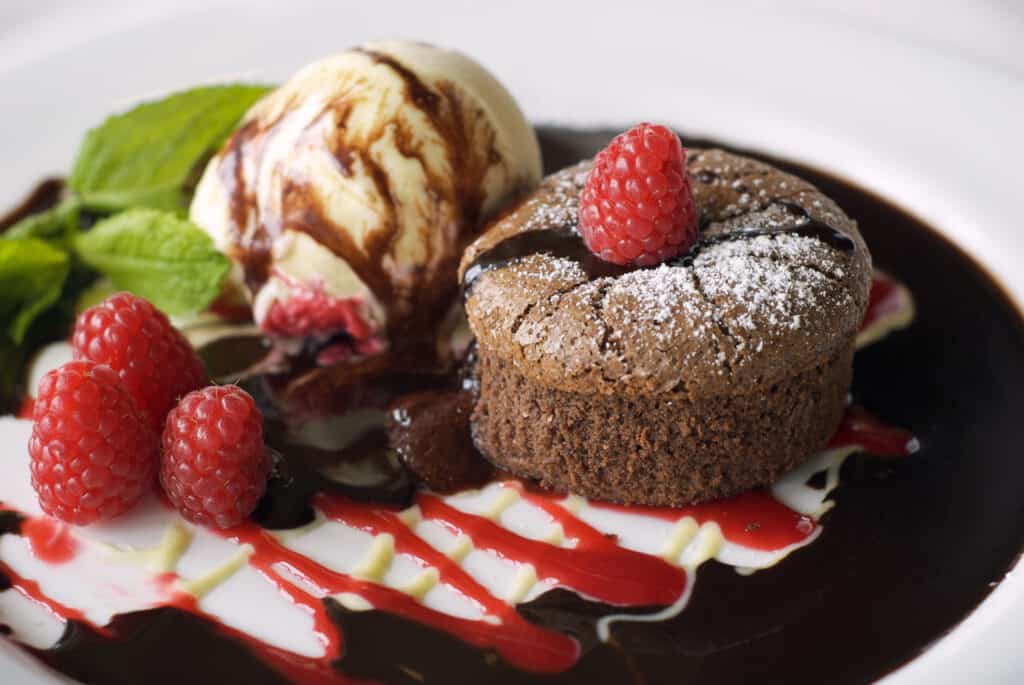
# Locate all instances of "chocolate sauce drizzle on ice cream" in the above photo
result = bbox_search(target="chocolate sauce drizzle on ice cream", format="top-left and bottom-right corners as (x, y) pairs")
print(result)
(190, 41), (542, 357)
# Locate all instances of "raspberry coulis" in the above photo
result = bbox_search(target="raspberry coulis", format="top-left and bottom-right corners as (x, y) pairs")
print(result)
(860, 272), (909, 335)
(21, 517), (78, 564)
(0, 253), (917, 683)
(1, 377), (915, 683)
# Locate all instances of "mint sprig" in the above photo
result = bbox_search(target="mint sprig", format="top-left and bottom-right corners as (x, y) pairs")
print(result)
(69, 84), (269, 214)
(0, 83), (269, 408)
(5, 197), (81, 245)
(75, 209), (231, 317)
(0, 237), (70, 343)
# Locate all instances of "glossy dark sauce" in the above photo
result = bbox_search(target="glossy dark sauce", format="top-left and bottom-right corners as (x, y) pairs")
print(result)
(388, 388), (494, 493)
(685, 199), (855, 258)
(462, 223), (631, 289)
(3, 128), (1023, 684)
(0, 510), (24, 536)
(0, 512), (25, 624)
(0, 178), (64, 232)
(32, 609), (295, 685)
(245, 376), (417, 530)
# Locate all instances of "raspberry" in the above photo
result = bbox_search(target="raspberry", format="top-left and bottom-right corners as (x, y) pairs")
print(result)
(72, 293), (207, 430)
(160, 385), (270, 528)
(29, 361), (157, 524)
(578, 123), (699, 266)
(262, 281), (375, 341)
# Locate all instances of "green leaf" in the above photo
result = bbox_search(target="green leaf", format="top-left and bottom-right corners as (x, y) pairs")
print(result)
(5, 197), (81, 245)
(75, 277), (118, 314)
(0, 277), (92, 414)
(0, 237), (71, 343)
(73, 208), (230, 316)
(69, 84), (271, 214)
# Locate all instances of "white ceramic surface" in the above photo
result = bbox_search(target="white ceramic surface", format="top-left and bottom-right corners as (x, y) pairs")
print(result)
(1, 1), (1022, 683)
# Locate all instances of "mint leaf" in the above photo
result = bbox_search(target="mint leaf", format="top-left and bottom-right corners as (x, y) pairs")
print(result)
(73, 208), (230, 316)
(75, 277), (118, 314)
(0, 237), (71, 343)
(69, 84), (270, 214)
(0, 280), (90, 413)
(5, 197), (81, 245)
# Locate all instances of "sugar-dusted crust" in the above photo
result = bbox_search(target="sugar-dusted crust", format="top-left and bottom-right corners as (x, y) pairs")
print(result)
(459, 150), (872, 398)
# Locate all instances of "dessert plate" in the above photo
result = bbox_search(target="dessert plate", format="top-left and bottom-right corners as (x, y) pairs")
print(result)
(1, 2), (1022, 684)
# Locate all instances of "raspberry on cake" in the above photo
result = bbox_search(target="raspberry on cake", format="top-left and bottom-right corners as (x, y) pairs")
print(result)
(458, 144), (872, 507)
(579, 123), (698, 266)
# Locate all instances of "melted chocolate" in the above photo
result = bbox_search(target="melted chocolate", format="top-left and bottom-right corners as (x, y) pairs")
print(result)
(462, 223), (630, 290)
(0, 509), (23, 593)
(219, 119), (273, 294)
(248, 404), (414, 530)
(243, 362), (477, 529)
(0, 510), (25, 536)
(32, 609), (294, 685)
(3, 128), (1024, 685)
(681, 199), (855, 262)
(388, 388), (494, 493)
(198, 334), (273, 382)
(0, 178), (64, 232)
(326, 598), (512, 684)
(354, 49), (441, 115)
(243, 350), (500, 529)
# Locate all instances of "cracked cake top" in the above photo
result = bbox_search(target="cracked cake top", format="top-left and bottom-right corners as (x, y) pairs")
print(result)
(458, 149), (872, 398)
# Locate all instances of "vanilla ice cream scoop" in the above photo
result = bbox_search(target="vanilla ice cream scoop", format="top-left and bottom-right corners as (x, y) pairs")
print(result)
(190, 41), (542, 361)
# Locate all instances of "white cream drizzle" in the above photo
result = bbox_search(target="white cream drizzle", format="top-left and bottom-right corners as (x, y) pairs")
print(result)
(0, 416), (868, 660)
(0, 286), (915, 660)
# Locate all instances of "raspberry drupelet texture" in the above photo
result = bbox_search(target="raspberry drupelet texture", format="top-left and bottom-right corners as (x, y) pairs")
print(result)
(29, 361), (157, 525)
(578, 123), (699, 266)
(262, 279), (375, 341)
(72, 293), (208, 431)
(160, 385), (270, 528)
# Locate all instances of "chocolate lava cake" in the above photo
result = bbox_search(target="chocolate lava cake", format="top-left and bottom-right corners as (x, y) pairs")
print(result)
(458, 149), (872, 506)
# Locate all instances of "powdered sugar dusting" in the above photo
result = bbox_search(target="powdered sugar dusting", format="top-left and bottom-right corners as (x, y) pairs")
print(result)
(603, 266), (713, 345)
(486, 230), (852, 373)
(693, 234), (844, 335)
(512, 255), (587, 286)
(600, 233), (845, 342)
(518, 163), (589, 236)
(466, 148), (866, 389)
(470, 253), (588, 336)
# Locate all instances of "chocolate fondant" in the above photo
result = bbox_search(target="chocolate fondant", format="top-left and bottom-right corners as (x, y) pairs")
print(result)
(460, 149), (872, 505)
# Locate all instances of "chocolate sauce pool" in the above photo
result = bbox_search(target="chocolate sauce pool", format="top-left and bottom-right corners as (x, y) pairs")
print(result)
(0, 177), (64, 232)
(5, 127), (1024, 684)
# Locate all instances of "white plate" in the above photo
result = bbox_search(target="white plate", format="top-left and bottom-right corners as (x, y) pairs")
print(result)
(1, 1), (1022, 683)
